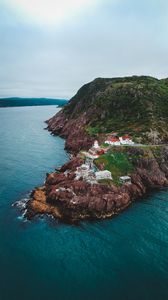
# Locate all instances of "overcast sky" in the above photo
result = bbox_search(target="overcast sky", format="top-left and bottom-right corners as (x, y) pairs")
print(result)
(0, 0), (168, 99)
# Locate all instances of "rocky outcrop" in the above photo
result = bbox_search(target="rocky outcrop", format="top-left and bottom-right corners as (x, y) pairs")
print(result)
(47, 110), (94, 153)
(46, 76), (168, 152)
(26, 148), (168, 223)
(25, 76), (168, 222)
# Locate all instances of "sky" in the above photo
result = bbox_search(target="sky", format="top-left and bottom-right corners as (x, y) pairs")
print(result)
(0, 0), (168, 99)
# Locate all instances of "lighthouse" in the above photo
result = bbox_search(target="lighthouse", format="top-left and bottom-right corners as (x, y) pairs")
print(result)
(93, 140), (99, 149)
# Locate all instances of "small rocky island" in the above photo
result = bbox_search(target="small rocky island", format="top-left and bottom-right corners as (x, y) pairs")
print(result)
(26, 76), (168, 222)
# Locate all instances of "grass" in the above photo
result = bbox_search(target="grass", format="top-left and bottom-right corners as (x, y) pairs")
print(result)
(98, 179), (114, 186)
(94, 145), (165, 186)
(94, 149), (134, 186)
(101, 143), (110, 148)
(63, 76), (168, 145)
(85, 125), (100, 137)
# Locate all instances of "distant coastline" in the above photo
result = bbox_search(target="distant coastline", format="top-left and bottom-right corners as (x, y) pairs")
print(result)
(0, 97), (68, 108)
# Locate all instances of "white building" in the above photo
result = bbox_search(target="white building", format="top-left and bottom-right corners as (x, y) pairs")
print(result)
(95, 170), (113, 181)
(104, 138), (120, 146)
(75, 164), (97, 184)
(119, 176), (131, 184)
(119, 137), (127, 145)
(119, 136), (134, 145)
(105, 136), (134, 146)
(93, 140), (100, 149)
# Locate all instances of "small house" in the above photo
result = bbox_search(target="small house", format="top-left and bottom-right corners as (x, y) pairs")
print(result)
(119, 136), (134, 145)
(119, 176), (131, 184)
(95, 170), (113, 181)
(105, 137), (120, 146)
(93, 140), (100, 149)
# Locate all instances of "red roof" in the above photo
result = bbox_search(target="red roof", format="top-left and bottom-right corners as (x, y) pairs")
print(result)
(110, 138), (119, 142)
(97, 149), (105, 155)
(123, 135), (131, 140)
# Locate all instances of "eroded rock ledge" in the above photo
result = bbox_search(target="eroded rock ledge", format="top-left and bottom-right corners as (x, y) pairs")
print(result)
(25, 76), (168, 222)
(26, 147), (168, 223)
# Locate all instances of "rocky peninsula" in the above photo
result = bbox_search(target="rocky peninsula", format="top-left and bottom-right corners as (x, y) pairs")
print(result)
(26, 76), (168, 223)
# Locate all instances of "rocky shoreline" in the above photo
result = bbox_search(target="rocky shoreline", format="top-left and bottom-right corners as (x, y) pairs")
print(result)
(25, 146), (168, 223)
(24, 76), (168, 223)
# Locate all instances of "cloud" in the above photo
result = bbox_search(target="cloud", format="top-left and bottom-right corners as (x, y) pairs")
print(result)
(4, 0), (101, 27)
(0, 0), (168, 98)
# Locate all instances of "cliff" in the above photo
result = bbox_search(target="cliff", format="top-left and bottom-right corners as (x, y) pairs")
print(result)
(25, 76), (168, 223)
(47, 76), (168, 152)
(26, 146), (168, 222)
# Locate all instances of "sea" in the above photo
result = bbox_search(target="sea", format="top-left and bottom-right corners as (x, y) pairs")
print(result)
(0, 105), (168, 300)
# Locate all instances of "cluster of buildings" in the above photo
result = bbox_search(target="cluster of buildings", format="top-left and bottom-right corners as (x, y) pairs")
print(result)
(75, 163), (97, 184)
(77, 135), (133, 185)
(105, 135), (134, 146)
(75, 159), (131, 185)
(85, 134), (134, 160)
(82, 141), (106, 160)
(75, 163), (113, 184)
(76, 141), (112, 184)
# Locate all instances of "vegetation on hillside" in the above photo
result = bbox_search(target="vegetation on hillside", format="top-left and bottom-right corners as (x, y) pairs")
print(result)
(94, 147), (134, 185)
(94, 145), (164, 186)
(62, 76), (168, 144)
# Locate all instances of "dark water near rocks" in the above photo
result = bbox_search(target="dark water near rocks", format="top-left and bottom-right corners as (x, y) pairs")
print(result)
(0, 106), (168, 300)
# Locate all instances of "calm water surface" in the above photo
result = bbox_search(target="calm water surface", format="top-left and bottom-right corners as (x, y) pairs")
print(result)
(0, 106), (168, 300)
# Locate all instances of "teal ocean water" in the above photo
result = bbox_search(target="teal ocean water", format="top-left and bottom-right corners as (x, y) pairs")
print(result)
(0, 106), (168, 300)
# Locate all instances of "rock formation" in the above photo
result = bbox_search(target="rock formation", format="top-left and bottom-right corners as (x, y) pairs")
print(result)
(47, 76), (168, 152)
(25, 76), (168, 222)
(26, 147), (168, 222)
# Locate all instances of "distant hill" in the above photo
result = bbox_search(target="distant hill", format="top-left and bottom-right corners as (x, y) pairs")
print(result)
(0, 97), (68, 107)
(47, 76), (168, 151)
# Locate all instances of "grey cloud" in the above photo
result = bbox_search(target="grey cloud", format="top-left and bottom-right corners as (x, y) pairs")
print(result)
(0, 0), (168, 98)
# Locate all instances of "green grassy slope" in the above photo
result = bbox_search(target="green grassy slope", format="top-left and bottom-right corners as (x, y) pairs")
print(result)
(94, 145), (164, 185)
(62, 76), (168, 144)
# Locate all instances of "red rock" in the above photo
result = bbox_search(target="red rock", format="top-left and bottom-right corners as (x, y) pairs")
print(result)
(46, 172), (67, 185)
(71, 180), (88, 194)
(60, 157), (84, 172)
(26, 146), (168, 223)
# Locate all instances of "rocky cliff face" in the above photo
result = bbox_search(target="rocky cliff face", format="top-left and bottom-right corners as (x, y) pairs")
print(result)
(47, 109), (94, 153)
(47, 76), (168, 152)
(26, 147), (168, 223)
(25, 76), (168, 223)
